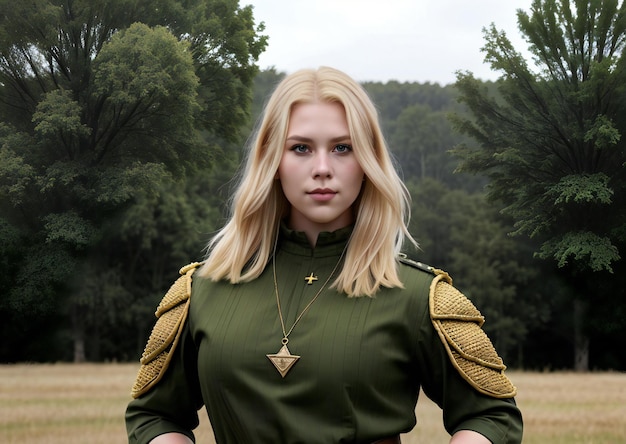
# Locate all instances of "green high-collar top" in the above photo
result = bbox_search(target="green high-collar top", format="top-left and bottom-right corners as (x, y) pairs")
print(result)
(126, 226), (523, 443)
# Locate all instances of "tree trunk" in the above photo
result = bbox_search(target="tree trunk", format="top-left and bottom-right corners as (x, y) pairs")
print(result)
(573, 298), (589, 372)
(73, 335), (86, 363)
(72, 303), (87, 363)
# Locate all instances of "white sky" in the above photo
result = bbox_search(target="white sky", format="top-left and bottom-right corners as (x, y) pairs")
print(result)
(248, 0), (534, 85)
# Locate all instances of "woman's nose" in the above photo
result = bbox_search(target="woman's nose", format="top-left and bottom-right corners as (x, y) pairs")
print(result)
(312, 151), (331, 177)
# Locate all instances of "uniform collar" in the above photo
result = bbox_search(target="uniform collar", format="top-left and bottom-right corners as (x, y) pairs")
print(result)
(279, 223), (353, 257)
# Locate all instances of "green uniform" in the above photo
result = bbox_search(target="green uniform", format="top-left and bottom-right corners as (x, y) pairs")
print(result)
(126, 226), (523, 443)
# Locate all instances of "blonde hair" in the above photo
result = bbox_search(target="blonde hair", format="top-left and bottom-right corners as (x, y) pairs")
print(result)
(199, 66), (416, 296)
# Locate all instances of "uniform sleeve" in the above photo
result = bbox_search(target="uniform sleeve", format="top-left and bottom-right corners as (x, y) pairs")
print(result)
(125, 320), (204, 444)
(414, 291), (523, 443)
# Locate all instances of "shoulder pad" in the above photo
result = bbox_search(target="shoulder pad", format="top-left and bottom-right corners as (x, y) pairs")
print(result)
(429, 272), (517, 398)
(131, 262), (202, 398)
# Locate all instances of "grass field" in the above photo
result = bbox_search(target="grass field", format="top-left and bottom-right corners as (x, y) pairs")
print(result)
(0, 364), (624, 443)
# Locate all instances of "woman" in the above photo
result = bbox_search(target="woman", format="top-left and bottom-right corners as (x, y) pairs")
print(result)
(126, 66), (523, 443)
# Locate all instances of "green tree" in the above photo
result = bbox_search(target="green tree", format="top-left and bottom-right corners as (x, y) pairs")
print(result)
(452, 0), (626, 370)
(361, 81), (485, 191)
(0, 0), (266, 362)
(390, 104), (463, 184)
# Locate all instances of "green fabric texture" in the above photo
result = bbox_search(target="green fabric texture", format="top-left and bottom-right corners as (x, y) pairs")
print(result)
(126, 226), (523, 443)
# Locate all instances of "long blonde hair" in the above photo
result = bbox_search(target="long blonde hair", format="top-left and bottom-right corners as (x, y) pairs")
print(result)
(198, 66), (416, 296)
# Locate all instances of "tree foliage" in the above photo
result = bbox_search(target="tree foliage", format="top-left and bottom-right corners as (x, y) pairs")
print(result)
(390, 104), (463, 184)
(0, 0), (266, 362)
(453, 0), (626, 273)
(451, 0), (626, 369)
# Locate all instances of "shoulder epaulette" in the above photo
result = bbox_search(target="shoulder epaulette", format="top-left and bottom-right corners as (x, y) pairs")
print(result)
(429, 271), (517, 398)
(398, 253), (451, 282)
(130, 262), (203, 398)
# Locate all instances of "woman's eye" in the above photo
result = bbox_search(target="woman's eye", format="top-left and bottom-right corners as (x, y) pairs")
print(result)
(290, 144), (309, 154)
(333, 144), (352, 153)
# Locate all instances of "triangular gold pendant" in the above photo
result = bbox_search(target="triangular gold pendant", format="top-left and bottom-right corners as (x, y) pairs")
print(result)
(267, 344), (300, 378)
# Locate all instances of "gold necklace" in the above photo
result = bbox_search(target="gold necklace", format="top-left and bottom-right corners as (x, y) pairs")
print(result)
(266, 247), (345, 378)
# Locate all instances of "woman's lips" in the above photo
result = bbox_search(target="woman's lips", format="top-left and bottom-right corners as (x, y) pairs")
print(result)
(308, 188), (337, 202)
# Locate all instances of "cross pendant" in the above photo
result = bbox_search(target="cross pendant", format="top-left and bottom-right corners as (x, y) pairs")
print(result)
(304, 273), (318, 285)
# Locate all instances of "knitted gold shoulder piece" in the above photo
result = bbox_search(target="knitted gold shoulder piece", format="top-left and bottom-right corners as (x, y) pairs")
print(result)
(429, 271), (517, 398)
(131, 262), (202, 399)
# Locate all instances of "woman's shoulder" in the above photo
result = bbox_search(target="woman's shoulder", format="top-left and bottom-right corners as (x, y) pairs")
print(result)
(393, 253), (442, 302)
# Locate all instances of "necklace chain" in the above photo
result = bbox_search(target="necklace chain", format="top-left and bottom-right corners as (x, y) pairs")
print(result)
(267, 233), (347, 377)
(272, 246), (346, 344)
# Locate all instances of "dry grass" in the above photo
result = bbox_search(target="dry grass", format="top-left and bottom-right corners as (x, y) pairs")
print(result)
(0, 364), (624, 443)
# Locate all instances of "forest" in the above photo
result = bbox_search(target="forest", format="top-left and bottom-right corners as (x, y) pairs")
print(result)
(0, 0), (625, 372)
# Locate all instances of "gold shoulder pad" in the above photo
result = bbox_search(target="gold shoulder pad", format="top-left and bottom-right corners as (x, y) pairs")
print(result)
(429, 271), (517, 398)
(131, 262), (202, 398)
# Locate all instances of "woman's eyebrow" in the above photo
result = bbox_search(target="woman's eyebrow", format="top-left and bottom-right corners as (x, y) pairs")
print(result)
(285, 135), (351, 143)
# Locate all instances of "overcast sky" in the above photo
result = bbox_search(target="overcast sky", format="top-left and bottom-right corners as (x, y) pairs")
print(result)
(248, 0), (534, 85)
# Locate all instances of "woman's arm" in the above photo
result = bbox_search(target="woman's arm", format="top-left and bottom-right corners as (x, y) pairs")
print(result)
(412, 275), (523, 443)
(450, 430), (491, 443)
(126, 320), (203, 444)
(150, 433), (194, 444)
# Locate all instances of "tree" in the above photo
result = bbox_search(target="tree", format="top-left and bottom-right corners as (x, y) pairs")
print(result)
(0, 0), (266, 362)
(390, 104), (464, 184)
(451, 0), (626, 370)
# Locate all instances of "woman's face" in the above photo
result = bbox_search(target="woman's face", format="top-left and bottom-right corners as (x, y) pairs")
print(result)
(278, 101), (365, 238)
